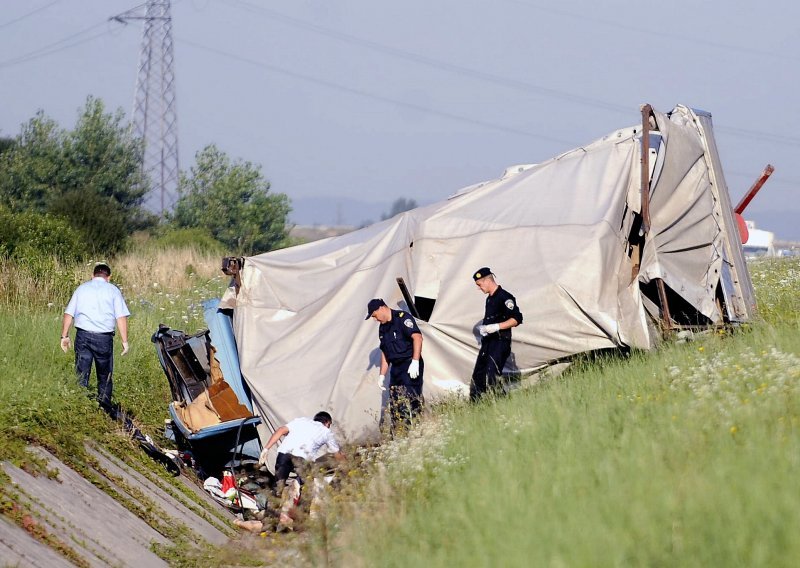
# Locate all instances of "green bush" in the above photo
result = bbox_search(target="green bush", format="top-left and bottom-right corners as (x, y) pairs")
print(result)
(0, 98), (152, 256)
(0, 206), (88, 262)
(172, 144), (290, 255)
(47, 189), (129, 255)
(145, 227), (226, 254)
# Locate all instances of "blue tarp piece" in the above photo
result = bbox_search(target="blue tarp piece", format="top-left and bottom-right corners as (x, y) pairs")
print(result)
(166, 298), (261, 443)
(202, 298), (253, 412)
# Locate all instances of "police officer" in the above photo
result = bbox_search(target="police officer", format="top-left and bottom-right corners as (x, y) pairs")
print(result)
(471, 267), (522, 400)
(366, 298), (424, 427)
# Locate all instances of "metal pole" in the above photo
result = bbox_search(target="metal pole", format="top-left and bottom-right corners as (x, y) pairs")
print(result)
(640, 104), (652, 234)
(734, 164), (774, 215)
(640, 104), (672, 330)
(111, 0), (179, 217)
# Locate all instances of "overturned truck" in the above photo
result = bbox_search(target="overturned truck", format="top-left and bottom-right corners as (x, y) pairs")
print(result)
(170, 104), (758, 448)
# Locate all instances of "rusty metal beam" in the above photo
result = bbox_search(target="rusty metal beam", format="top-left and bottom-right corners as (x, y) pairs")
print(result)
(734, 164), (774, 215)
(640, 104), (672, 330)
(396, 277), (420, 319)
(640, 104), (653, 234)
(656, 279), (672, 331)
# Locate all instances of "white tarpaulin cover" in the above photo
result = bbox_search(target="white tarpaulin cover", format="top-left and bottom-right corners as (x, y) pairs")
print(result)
(225, 105), (755, 442)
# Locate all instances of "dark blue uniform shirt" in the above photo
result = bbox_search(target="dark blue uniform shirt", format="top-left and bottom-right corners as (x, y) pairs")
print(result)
(482, 286), (523, 340)
(379, 310), (421, 363)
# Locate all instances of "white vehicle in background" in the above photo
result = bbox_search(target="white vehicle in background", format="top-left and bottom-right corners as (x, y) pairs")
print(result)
(743, 220), (776, 258)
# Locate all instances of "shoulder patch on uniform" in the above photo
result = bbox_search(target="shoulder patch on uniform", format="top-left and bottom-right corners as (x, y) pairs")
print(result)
(404, 319), (414, 328)
(505, 299), (515, 310)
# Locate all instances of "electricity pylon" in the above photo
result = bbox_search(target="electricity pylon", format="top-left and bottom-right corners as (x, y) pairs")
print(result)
(112, 0), (179, 215)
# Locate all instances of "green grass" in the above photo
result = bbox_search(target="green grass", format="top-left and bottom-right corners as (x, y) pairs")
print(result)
(330, 257), (800, 567)
(0, 265), (227, 467)
(0, 248), (231, 565)
(2, 248), (798, 567)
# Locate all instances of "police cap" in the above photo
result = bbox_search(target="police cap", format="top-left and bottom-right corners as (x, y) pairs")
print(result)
(472, 267), (493, 281)
(365, 298), (387, 320)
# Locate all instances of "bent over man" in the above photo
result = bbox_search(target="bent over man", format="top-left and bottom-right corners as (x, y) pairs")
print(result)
(366, 298), (424, 427)
(61, 263), (130, 409)
(261, 411), (344, 492)
(258, 411), (344, 531)
(471, 267), (522, 400)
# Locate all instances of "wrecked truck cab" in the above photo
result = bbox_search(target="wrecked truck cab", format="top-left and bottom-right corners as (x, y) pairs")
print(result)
(219, 104), (759, 443)
(152, 298), (261, 475)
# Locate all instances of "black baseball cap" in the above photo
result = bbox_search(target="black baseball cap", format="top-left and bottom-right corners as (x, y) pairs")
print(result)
(365, 298), (386, 319)
(472, 267), (492, 281)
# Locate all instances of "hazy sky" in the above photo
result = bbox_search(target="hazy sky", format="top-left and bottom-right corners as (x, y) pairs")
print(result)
(1, 1), (798, 233)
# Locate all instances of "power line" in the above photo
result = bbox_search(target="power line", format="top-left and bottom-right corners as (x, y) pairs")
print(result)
(504, 0), (799, 63)
(714, 125), (800, 148)
(222, 0), (631, 115)
(0, 0), (62, 31)
(0, 21), (110, 68)
(0, 0), (184, 70)
(177, 36), (577, 146)
(220, 0), (800, 148)
(727, 169), (800, 187)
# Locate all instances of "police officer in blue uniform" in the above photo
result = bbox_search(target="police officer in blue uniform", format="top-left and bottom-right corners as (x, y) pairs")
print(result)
(366, 298), (424, 427)
(471, 267), (522, 400)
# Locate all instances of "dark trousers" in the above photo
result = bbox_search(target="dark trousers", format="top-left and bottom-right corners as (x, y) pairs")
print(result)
(389, 357), (424, 428)
(274, 452), (306, 492)
(470, 337), (511, 401)
(274, 452), (339, 491)
(74, 328), (114, 407)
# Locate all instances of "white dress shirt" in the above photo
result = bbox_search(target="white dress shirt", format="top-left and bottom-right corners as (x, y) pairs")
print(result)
(278, 417), (340, 460)
(65, 277), (130, 333)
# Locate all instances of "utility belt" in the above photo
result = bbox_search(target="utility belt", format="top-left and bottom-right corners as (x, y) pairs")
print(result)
(76, 328), (115, 336)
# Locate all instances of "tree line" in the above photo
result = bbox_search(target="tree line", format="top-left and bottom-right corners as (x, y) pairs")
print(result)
(0, 97), (291, 261)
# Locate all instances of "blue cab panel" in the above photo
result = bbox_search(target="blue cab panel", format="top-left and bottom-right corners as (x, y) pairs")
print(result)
(152, 298), (262, 472)
(202, 298), (253, 412)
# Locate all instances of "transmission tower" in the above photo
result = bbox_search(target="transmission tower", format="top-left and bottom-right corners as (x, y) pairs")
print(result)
(112, 0), (179, 215)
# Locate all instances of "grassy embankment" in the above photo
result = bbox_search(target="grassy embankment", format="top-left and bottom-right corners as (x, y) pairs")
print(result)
(325, 258), (800, 567)
(2, 246), (798, 567)
(0, 246), (260, 565)
(0, 247), (228, 463)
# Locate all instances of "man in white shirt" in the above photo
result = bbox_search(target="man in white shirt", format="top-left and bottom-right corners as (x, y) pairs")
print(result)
(261, 411), (344, 491)
(60, 263), (130, 409)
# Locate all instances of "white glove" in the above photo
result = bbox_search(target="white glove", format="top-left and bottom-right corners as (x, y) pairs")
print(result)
(478, 323), (500, 337)
(60, 337), (71, 353)
(377, 374), (386, 391)
(121, 341), (130, 356)
(408, 359), (420, 379)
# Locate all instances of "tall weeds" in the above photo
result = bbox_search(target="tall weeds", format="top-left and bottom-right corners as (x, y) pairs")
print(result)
(0, 255), (83, 310)
(0, 247), (224, 311)
(112, 247), (224, 296)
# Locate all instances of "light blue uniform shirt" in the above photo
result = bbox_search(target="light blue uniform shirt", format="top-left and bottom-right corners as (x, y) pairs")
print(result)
(64, 277), (130, 333)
